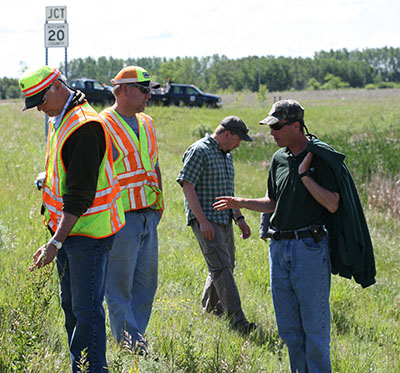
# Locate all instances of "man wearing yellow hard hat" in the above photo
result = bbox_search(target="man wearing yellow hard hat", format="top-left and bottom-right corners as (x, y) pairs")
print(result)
(19, 65), (125, 372)
(100, 66), (163, 353)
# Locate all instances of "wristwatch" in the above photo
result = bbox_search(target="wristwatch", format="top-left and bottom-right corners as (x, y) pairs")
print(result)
(299, 167), (314, 178)
(49, 237), (63, 250)
(235, 215), (245, 224)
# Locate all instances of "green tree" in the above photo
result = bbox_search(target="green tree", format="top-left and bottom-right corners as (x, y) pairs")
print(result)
(307, 78), (321, 90)
(321, 73), (350, 89)
(256, 84), (269, 102)
(51, 46), (400, 94)
(0, 77), (21, 99)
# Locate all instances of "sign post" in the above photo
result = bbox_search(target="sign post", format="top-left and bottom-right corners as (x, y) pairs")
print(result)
(44, 6), (68, 137)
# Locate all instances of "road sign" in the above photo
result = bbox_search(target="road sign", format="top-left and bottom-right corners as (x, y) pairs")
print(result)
(46, 6), (67, 22)
(44, 6), (69, 139)
(44, 23), (69, 48)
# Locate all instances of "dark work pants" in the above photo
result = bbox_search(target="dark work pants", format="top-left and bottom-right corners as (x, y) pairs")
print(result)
(190, 219), (248, 327)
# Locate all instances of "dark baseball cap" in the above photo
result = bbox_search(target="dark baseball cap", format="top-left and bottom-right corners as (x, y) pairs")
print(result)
(220, 115), (252, 141)
(259, 99), (304, 125)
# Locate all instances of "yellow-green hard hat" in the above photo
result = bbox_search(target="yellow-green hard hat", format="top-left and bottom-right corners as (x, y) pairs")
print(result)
(19, 66), (61, 110)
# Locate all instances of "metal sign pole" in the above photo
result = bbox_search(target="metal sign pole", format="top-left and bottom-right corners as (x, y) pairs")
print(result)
(45, 46), (49, 139)
(65, 47), (68, 79)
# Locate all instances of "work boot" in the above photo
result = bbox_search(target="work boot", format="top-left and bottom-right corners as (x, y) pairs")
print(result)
(232, 321), (258, 336)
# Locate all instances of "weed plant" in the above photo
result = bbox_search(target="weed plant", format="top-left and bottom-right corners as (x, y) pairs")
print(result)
(1, 90), (399, 372)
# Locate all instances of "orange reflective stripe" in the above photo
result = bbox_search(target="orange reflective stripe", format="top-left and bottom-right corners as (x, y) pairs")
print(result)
(102, 110), (143, 170)
(137, 113), (158, 164)
(100, 109), (161, 211)
(22, 68), (60, 97)
(44, 170), (118, 209)
(117, 175), (159, 190)
(43, 102), (125, 237)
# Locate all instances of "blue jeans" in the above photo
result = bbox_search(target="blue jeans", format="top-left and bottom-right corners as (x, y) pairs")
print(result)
(269, 235), (331, 373)
(56, 234), (114, 373)
(105, 210), (159, 344)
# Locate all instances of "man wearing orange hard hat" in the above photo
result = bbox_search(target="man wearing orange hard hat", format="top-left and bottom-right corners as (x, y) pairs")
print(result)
(100, 66), (163, 353)
(19, 65), (125, 372)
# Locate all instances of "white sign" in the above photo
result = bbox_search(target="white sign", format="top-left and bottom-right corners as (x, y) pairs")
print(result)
(46, 6), (67, 22)
(45, 23), (69, 48)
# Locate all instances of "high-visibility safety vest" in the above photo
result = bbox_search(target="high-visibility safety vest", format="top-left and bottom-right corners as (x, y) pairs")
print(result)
(100, 109), (163, 212)
(43, 102), (126, 238)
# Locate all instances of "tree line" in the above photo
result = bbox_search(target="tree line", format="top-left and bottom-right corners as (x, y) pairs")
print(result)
(2, 47), (400, 99)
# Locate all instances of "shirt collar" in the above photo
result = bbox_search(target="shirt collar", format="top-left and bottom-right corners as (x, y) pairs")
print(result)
(206, 133), (226, 152)
(205, 133), (217, 145)
(52, 91), (75, 130)
(285, 146), (307, 159)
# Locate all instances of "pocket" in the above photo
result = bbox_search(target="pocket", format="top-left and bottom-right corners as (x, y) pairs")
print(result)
(156, 211), (162, 224)
(299, 237), (325, 251)
(202, 246), (224, 271)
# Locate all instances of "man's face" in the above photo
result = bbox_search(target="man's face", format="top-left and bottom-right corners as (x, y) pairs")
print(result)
(36, 81), (64, 117)
(269, 120), (296, 147)
(124, 83), (151, 113)
(224, 131), (242, 152)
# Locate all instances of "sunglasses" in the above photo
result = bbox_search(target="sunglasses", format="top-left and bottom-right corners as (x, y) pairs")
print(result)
(269, 120), (294, 131)
(127, 83), (151, 94)
(37, 86), (51, 106)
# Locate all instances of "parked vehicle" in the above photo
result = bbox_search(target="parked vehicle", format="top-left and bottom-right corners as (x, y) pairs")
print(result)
(149, 83), (222, 108)
(69, 78), (114, 105)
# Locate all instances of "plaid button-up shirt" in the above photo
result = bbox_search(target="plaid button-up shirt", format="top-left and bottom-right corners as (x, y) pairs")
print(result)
(177, 133), (235, 225)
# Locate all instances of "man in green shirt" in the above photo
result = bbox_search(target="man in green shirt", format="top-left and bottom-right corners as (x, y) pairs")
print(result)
(213, 100), (340, 372)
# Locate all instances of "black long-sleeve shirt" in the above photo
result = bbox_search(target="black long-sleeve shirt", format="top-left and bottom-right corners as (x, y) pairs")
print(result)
(59, 91), (106, 217)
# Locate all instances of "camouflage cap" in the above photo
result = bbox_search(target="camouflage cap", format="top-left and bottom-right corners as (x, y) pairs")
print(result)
(259, 99), (304, 125)
(220, 115), (252, 141)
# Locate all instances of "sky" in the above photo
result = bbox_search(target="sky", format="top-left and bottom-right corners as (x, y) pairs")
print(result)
(1, 0), (399, 79)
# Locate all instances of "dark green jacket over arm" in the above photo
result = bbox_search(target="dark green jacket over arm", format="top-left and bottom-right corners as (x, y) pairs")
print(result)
(307, 138), (376, 288)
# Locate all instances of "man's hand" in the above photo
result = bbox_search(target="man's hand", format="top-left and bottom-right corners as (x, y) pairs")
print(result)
(238, 219), (251, 239)
(213, 196), (242, 211)
(298, 152), (340, 213)
(298, 152), (313, 175)
(200, 219), (215, 241)
(29, 243), (58, 271)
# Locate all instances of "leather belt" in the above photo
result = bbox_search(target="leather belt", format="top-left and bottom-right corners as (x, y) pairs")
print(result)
(266, 225), (326, 242)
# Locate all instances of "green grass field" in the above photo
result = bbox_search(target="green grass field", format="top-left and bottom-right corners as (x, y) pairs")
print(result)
(0, 89), (399, 372)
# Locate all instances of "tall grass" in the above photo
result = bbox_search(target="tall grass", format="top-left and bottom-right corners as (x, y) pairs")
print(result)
(1, 90), (399, 372)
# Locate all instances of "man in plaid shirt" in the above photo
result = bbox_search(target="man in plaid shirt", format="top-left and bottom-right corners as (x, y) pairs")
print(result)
(177, 116), (256, 334)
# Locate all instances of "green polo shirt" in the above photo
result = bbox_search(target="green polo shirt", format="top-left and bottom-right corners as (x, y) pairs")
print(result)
(268, 147), (339, 230)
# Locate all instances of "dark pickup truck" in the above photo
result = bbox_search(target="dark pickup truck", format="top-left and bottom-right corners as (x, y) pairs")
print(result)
(69, 78), (114, 105)
(149, 83), (222, 108)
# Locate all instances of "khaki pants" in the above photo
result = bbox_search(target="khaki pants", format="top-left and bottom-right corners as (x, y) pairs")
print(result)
(190, 219), (248, 327)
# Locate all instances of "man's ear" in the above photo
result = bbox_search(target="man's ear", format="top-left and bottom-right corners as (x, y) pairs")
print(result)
(122, 84), (130, 96)
(53, 79), (62, 91)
